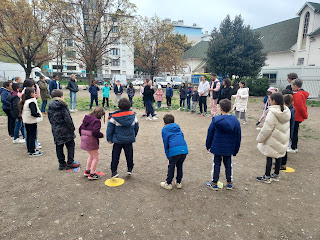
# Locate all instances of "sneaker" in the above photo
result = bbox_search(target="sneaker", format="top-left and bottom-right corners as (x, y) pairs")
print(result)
(88, 173), (102, 180)
(178, 107), (181, 111)
(287, 148), (298, 153)
(176, 181), (182, 189)
(205, 181), (218, 190)
(84, 170), (91, 177)
(152, 116), (158, 120)
(111, 171), (119, 178)
(58, 163), (67, 170)
(36, 145), (42, 149)
(29, 151), (44, 157)
(146, 117), (152, 120)
(66, 162), (80, 170)
(13, 138), (25, 144)
(160, 182), (172, 190)
(74, 109), (78, 112)
(203, 113), (207, 116)
(280, 165), (286, 171)
(270, 173), (280, 182)
(256, 121), (260, 126)
(183, 107), (185, 110)
(200, 114), (203, 117)
(243, 121), (247, 125)
(70, 109), (74, 112)
(226, 183), (233, 190)
(256, 175), (271, 184)
(127, 168), (132, 176)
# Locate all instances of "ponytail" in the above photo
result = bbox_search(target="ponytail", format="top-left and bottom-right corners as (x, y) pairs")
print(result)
(270, 92), (285, 112)
(280, 102), (284, 112)
(19, 87), (35, 115)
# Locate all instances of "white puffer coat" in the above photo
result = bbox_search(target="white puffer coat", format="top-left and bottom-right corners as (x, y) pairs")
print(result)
(256, 105), (291, 158)
(233, 87), (249, 112)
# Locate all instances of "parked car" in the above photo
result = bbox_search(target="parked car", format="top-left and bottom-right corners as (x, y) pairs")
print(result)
(153, 77), (168, 88)
(132, 78), (144, 86)
(166, 76), (185, 89)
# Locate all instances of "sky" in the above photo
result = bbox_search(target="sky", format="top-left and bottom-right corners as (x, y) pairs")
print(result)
(130, 0), (319, 33)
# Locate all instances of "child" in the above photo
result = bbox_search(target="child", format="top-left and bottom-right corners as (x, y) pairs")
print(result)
(232, 81), (249, 125)
(288, 79), (309, 153)
(191, 85), (199, 113)
(127, 83), (135, 106)
(79, 107), (105, 180)
(256, 87), (278, 126)
(89, 80), (100, 109)
(280, 94), (295, 170)
(113, 80), (123, 107)
(1, 81), (14, 137)
(186, 83), (193, 111)
(107, 98), (139, 177)
(102, 82), (110, 108)
(49, 75), (62, 95)
(178, 83), (186, 110)
(7, 83), (25, 143)
(20, 87), (44, 157)
(143, 80), (157, 120)
(256, 93), (291, 183)
(165, 83), (173, 109)
(48, 90), (80, 170)
(205, 99), (241, 190)
(160, 114), (188, 190)
(155, 85), (163, 108)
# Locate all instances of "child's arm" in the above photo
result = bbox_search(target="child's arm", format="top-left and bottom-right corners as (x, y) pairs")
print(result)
(256, 112), (276, 143)
(92, 121), (104, 138)
(233, 121), (242, 156)
(29, 102), (41, 117)
(161, 130), (170, 159)
(106, 119), (115, 143)
(62, 108), (75, 131)
(205, 121), (215, 151)
(134, 117), (139, 136)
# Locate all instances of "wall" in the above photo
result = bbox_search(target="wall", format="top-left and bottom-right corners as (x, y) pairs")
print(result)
(265, 51), (294, 67)
(184, 58), (205, 73)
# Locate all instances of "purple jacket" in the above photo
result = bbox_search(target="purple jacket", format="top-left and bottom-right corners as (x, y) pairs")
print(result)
(79, 115), (104, 151)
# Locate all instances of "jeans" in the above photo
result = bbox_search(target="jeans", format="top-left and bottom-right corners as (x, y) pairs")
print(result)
(25, 123), (37, 153)
(157, 101), (162, 108)
(55, 140), (75, 165)
(187, 97), (191, 110)
(166, 154), (186, 184)
(145, 100), (155, 117)
(86, 149), (99, 174)
(70, 91), (77, 110)
(111, 143), (134, 172)
(14, 118), (24, 140)
(291, 121), (300, 150)
(265, 157), (281, 176)
(166, 96), (172, 107)
(90, 94), (98, 109)
(102, 97), (109, 107)
(199, 96), (207, 114)
(212, 155), (232, 183)
(129, 97), (133, 106)
(3, 108), (15, 137)
(41, 100), (47, 113)
(180, 98), (185, 108)
(191, 101), (198, 112)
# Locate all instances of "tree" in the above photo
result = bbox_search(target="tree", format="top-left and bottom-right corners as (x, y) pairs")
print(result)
(207, 15), (266, 78)
(0, 0), (57, 78)
(132, 16), (190, 78)
(48, 0), (135, 85)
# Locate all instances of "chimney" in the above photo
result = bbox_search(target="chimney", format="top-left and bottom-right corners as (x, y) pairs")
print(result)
(193, 23), (197, 26)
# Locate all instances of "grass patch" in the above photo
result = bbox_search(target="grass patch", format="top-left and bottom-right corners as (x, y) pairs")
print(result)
(59, 80), (89, 86)
(306, 100), (320, 107)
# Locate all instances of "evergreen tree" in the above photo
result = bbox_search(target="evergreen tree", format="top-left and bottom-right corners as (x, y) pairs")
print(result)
(207, 15), (266, 78)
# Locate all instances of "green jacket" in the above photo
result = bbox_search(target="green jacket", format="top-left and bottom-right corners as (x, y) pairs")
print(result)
(38, 80), (51, 101)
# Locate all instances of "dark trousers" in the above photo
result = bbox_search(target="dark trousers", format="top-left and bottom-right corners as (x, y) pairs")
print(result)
(25, 123), (37, 154)
(166, 154), (186, 184)
(3, 108), (15, 137)
(265, 157), (281, 176)
(102, 97), (109, 107)
(212, 155), (232, 183)
(291, 121), (300, 150)
(14, 117), (24, 140)
(145, 99), (155, 117)
(111, 143), (134, 172)
(129, 97), (133, 106)
(187, 97), (191, 110)
(90, 94), (98, 108)
(199, 96), (207, 114)
(166, 96), (172, 107)
(281, 152), (288, 166)
(55, 140), (75, 165)
(180, 98), (185, 108)
(41, 100), (47, 113)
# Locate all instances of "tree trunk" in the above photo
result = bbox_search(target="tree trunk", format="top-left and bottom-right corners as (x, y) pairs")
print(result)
(25, 67), (32, 80)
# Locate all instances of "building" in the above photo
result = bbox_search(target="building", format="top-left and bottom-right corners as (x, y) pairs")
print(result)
(181, 41), (209, 73)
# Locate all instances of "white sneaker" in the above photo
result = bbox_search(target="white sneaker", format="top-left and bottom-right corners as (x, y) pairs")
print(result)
(13, 138), (25, 144)
(243, 121), (247, 125)
(287, 148), (298, 153)
(70, 109), (74, 112)
(146, 117), (152, 120)
(176, 182), (182, 189)
(29, 151), (44, 157)
(178, 107), (181, 110)
(36, 145), (42, 149)
(152, 116), (158, 120)
(160, 182), (172, 190)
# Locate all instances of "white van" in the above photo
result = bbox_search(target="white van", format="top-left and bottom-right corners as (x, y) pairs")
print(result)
(112, 74), (127, 87)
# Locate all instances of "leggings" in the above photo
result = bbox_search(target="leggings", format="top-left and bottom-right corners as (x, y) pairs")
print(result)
(86, 149), (99, 174)
(235, 111), (246, 121)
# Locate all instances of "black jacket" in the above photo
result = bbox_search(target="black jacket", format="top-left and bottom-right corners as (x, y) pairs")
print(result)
(192, 90), (200, 102)
(179, 87), (186, 99)
(7, 93), (20, 119)
(66, 79), (79, 92)
(218, 86), (232, 103)
(143, 86), (155, 101)
(48, 97), (76, 145)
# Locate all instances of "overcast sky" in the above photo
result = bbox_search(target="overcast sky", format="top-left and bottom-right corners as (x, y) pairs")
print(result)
(130, 0), (318, 32)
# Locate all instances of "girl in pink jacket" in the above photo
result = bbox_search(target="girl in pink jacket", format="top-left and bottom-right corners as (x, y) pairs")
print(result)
(79, 107), (105, 180)
(155, 85), (163, 108)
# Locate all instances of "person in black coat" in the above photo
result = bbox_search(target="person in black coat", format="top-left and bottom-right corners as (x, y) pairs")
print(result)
(218, 78), (232, 104)
(143, 80), (157, 120)
(179, 83), (186, 110)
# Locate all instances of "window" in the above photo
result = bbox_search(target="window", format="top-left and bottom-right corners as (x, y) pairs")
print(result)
(65, 39), (74, 47)
(122, 50), (126, 56)
(297, 58), (304, 65)
(105, 60), (109, 65)
(111, 26), (119, 33)
(65, 51), (76, 58)
(262, 73), (277, 83)
(53, 65), (63, 70)
(301, 12), (310, 49)
(67, 66), (77, 70)
(111, 59), (120, 66)
(122, 60), (126, 68)
(111, 48), (120, 55)
(65, 16), (74, 24)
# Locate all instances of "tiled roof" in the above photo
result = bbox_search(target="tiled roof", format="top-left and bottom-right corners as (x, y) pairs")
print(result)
(307, 2), (320, 11)
(309, 26), (320, 36)
(182, 41), (209, 59)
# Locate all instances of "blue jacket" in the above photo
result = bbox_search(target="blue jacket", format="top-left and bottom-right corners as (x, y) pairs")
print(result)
(114, 84), (123, 95)
(289, 105), (295, 140)
(206, 115), (241, 156)
(102, 83), (110, 98)
(186, 87), (193, 98)
(162, 123), (188, 159)
(89, 85), (99, 96)
(1, 88), (11, 109)
(166, 87), (173, 97)
(107, 110), (139, 144)
(127, 87), (135, 98)
(49, 80), (62, 95)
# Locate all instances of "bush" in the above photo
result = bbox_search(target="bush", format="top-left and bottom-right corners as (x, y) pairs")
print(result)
(245, 78), (269, 96)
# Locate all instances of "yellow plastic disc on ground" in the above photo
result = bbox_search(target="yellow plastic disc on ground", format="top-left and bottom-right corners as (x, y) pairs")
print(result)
(281, 167), (295, 173)
(104, 178), (125, 187)
(218, 181), (223, 189)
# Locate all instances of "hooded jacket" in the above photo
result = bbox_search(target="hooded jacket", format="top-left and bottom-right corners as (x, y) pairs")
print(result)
(206, 115), (241, 156)
(107, 110), (139, 144)
(114, 84), (123, 95)
(257, 105), (291, 158)
(218, 86), (232, 103)
(192, 90), (199, 102)
(89, 85), (99, 95)
(48, 97), (75, 145)
(79, 115), (104, 151)
(162, 123), (188, 159)
(66, 79), (79, 92)
(1, 88), (11, 110)
(38, 80), (51, 101)
(7, 92), (20, 118)
(233, 87), (249, 112)
(293, 89), (309, 122)
(166, 87), (173, 97)
(155, 88), (163, 102)
(102, 83), (110, 98)
(179, 86), (186, 99)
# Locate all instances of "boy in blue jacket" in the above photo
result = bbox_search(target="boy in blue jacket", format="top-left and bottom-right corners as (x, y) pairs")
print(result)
(89, 80), (100, 109)
(205, 99), (241, 190)
(165, 83), (173, 109)
(107, 98), (139, 177)
(161, 114), (188, 190)
(186, 83), (193, 111)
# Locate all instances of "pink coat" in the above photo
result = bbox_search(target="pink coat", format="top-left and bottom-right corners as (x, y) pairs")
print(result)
(155, 89), (163, 102)
(80, 129), (99, 151)
(18, 84), (40, 99)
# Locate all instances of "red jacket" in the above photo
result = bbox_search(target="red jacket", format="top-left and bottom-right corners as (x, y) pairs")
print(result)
(293, 89), (309, 122)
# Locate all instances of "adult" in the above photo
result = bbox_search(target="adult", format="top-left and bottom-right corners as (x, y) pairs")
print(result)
(113, 80), (123, 107)
(38, 76), (51, 114)
(198, 75), (210, 116)
(13, 76), (22, 84)
(49, 75), (62, 95)
(66, 74), (79, 112)
(208, 73), (220, 117)
(1, 81), (14, 137)
(286, 73), (298, 92)
(232, 81), (249, 125)
(218, 78), (232, 104)
(143, 79), (157, 120)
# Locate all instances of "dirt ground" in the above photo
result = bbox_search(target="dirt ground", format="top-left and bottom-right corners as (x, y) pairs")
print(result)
(1, 91), (320, 240)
